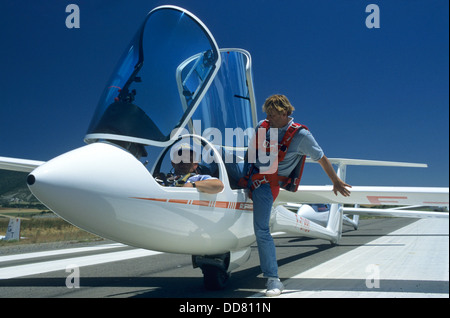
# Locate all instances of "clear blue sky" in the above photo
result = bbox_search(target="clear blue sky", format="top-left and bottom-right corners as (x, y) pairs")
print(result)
(0, 0), (448, 187)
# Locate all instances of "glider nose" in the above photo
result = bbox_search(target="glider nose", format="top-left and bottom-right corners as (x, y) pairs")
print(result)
(27, 174), (36, 186)
(26, 142), (158, 224)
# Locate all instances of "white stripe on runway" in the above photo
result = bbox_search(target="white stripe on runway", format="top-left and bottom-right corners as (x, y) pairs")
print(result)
(254, 218), (449, 298)
(0, 247), (162, 279)
(0, 243), (126, 263)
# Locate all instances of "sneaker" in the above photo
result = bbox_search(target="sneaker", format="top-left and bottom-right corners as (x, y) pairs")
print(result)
(265, 278), (284, 297)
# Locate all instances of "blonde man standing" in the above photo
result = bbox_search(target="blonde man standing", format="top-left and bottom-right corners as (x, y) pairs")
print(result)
(242, 94), (351, 296)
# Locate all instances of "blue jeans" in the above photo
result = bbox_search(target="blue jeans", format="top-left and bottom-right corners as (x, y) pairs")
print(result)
(252, 183), (278, 278)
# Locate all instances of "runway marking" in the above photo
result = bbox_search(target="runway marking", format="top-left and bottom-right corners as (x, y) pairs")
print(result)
(0, 243), (126, 263)
(0, 245), (162, 279)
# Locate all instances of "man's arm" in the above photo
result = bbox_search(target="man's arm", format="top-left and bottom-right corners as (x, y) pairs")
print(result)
(184, 179), (224, 194)
(317, 155), (352, 197)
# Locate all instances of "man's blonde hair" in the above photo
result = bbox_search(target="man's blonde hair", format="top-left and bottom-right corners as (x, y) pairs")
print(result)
(262, 94), (295, 116)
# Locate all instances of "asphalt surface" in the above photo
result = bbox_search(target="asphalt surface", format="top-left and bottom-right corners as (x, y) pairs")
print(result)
(0, 218), (427, 298)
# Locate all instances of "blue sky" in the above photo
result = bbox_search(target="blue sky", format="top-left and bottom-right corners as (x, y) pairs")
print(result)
(0, 0), (448, 187)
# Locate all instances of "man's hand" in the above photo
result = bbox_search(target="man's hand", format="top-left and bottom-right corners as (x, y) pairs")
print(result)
(184, 179), (224, 194)
(332, 179), (352, 197)
(317, 155), (352, 197)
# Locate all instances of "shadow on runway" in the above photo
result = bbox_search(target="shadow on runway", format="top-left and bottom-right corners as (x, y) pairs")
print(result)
(1, 275), (447, 297)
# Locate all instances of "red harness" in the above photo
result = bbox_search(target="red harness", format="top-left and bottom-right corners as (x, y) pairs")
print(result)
(239, 120), (308, 200)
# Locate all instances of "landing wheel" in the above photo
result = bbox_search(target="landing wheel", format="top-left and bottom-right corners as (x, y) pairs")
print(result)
(202, 265), (230, 290)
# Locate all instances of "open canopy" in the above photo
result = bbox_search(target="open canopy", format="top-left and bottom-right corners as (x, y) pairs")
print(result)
(85, 6), (221, 146)
(190, 49), (257, 149)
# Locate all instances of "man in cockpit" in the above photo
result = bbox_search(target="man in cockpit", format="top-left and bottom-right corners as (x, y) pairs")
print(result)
(166, 144), (224, 194)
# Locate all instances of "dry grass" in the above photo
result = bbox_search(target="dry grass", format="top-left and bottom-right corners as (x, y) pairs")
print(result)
(0, 216), (102, 246)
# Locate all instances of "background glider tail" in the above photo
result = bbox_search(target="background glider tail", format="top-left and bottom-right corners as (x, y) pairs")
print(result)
(271, 204), (342, 244)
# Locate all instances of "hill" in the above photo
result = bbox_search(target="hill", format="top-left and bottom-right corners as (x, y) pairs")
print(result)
(0, 170), (39, 204)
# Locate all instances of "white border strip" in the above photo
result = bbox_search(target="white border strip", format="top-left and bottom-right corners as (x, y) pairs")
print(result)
(0, 247), (161, 279)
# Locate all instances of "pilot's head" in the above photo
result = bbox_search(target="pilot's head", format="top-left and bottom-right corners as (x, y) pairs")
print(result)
(171, 143), (199, 175)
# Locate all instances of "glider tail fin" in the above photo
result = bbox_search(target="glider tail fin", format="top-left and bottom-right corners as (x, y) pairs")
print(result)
(272, 204), (341, 244)
(3, 218), (21, 241)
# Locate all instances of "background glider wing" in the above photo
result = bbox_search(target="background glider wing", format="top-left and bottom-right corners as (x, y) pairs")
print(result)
(0, 156), (45, 173)
(276, 185), (449, 207)
(277, 157), (448, 209)
(343, 206), (448, 219)
(305, 158), (428, 168)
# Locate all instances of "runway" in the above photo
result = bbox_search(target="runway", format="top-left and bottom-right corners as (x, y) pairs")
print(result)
(0, 217), (448, 298)
(263, 217), (449, 298)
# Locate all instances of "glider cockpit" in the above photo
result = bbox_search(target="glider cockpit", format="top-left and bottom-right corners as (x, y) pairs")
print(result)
(83, 7), (257, 190)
